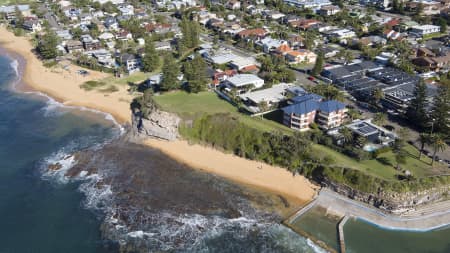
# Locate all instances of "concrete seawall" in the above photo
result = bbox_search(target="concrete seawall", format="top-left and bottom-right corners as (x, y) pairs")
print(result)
(316, 189), (450, 231)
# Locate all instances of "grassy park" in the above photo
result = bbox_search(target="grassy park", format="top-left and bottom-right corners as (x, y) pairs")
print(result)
(152, 91), (293, 133)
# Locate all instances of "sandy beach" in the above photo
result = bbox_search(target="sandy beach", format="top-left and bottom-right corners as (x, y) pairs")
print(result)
(0, 26), (318, 204)
(145, 139), (318, 203)
(0, 26), (133, 124)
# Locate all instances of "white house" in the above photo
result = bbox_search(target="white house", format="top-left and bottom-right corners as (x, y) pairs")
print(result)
(283, 0), (332, 9)
(409, 25), (440, 37)
(222, 74), (264, 93)
(226, 0), (241, 10)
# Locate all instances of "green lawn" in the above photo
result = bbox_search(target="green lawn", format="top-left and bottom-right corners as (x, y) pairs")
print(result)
(313, 143), (444, 180)
(152, 91), (293, 133)
(101, 71), (152, 86)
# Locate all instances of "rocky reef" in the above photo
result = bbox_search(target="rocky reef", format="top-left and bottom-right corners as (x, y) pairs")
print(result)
(324, 179), (450, 214)
(131, 104), (180, 141)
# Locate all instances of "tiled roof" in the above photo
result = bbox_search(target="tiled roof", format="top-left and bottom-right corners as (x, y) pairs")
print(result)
(318, 100), (346, 113)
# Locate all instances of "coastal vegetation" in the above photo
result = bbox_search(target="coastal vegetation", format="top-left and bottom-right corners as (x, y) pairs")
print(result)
(178, 112), (449, 194)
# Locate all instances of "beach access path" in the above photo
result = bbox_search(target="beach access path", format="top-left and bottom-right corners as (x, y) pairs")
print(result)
(315, 189), (450, 231)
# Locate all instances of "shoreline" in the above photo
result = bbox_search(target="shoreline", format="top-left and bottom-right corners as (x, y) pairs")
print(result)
(0, 26), (318, 206)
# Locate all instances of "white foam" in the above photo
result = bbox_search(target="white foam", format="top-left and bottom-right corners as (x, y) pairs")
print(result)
(9, 59), (19, 77)
(306, 238), (329, 253)
(42, 152), (77, 184)
(5, 55), (125, 135)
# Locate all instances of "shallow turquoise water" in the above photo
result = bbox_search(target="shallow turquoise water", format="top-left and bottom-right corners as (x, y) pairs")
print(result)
(345, 219), (450, 253)
(0, 55), (119, 252)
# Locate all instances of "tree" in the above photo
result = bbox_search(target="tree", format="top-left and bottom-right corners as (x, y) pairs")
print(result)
(184, 54), (209, 93)
(431, 83), (450, 135)
(311, 51), (324, 76)
(417, 133), (430, 160)
(160, 54), (180, 91)
(430, 134), (447, 166)
(180, 17), (200, 51)
(141, 40), (160, 72)
(37, 30), (58, 59)
(14, 6), (24, 28)
(371, 88), (384, 107)
(339, 127), (353, 145)
(436, 17), (447, 33)
(406, 79), (428, 128)
(373, 112), (387, 126)
(337, 50), (354, 65)
(394, 149), (407, 170)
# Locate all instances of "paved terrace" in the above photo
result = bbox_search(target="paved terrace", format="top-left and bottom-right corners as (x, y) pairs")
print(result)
(312, 189), (450, 231)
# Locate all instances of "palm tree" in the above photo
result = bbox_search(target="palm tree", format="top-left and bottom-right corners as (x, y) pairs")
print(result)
(339, 127), (353, 145)
(431, 134), (447, 166)
(417, 133), (430, 160)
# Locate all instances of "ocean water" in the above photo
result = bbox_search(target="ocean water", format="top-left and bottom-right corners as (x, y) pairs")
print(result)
(0, 55), (120, 252)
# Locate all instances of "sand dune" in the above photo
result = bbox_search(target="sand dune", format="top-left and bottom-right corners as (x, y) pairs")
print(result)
(0, 26), (318, 204)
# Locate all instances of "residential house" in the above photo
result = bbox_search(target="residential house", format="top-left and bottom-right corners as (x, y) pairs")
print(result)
(283, 0), (332, 9)
(354, 35), (387, 47)
(104, 17), (119, 30)
(115, 30), (133, 41)
(145, 23), (172, 34)
(341, 119), (397, 146)
(56, 30), (73, 40)
(285, 49), (317, 64)
(236, 28), (268, 39)
(409, 25), (440, 37)
(99, 32), (115, 40)
(238, 83), (296, 113)
(221, 74), (264, 94)
(79, 13), (92, 25)
(22, 19), (42, 33)
(288, 19), (321, 30)
(328, 29), (357, 40)
(155, 41), (172, 51)
(92, 49), (115, 68)
(406, 0), (442, 15)
(287, 34), (305, 48)
(412, 52), (450, 71)
(359, 0), (390, 9)
(263, 10), (286, 20)
(119, 53), (140, 73)
(229, 56), (259, 72)
(118, 4), (134, 16)
(383, 29), (403, 40)
(226, 0), (241, 9)
(315, 100), (348, 129)
(65, 40), (84, 53)
(317, 5), (340, 16)
(81, 35), (101, 50)
(0, 5), (31, 20)
(282, 93), (347, 131)
(255, 37), (287, 53)
(212, 69), (237, 86)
